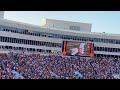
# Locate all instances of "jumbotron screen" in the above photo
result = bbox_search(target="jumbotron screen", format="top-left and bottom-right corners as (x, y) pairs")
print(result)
(62, 40), (94, 57)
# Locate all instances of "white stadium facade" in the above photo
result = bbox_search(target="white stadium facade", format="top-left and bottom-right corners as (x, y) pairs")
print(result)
(0, 11), (120, 57)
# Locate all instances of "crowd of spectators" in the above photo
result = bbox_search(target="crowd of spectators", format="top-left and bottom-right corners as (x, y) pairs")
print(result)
(0, 52), (120, 79)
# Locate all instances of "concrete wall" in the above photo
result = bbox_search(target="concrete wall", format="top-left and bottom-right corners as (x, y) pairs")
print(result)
(0, 11), (4, 19)
(41, 19), (92, 32)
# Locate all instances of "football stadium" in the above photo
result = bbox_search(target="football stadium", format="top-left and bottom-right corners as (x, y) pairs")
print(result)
(0, 11), (120, 79)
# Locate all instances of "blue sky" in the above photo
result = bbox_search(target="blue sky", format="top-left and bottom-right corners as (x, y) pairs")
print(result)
(4, 11), (120, 34)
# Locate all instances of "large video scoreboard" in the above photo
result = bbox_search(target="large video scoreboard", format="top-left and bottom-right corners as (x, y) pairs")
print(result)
(62, 40), (94, 57)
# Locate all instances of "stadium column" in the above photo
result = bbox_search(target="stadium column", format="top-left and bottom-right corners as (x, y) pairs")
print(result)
(62, 40), (67, 55)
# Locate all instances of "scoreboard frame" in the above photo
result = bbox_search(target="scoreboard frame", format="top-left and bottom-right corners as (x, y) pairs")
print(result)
(62, 40), (94, 57)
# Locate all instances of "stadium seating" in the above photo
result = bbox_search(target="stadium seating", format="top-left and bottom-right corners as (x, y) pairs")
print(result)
(0, 52), (119, 79)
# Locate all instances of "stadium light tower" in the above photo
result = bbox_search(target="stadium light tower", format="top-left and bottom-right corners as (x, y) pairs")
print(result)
(0, 11), (4, 19)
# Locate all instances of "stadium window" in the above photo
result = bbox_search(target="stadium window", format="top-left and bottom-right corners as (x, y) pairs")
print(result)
(33, 48), (35, 52)
(44, 42), (46, 46)
(118, 49), (120, 52)
(24, 39), (26, 44)
(21, 47), (23, 50)
(93, 38), (95, 42)
(85, 37), (87, 41)
(29, 40), (31, 45)
(35, 33), (37, 36)
(97, 47), (99, 51)
(23, 39), (26, 44)
(118, 40), (120, 44)
(16, 39), (19, 43)
(106, 39), (109, 43)
(41, 42), (43, 46)
(0, 36), (2, 42)
(37, 49), (39, 52)
(109, 40), (112, 43)
(16, 47), (18, 50)
(0, 37), (1, 41)
(5, 37), (7, 42)
(108, 48), (112, 52)
(19, 39), (21, 44)
(11, 38), (13, 43)
(14, 30), (17, 33)
(36, 41), (39, 46)
(27, 40), (29, 44)
(99, 47), (102, 51)
(46, 50), (49, 53)
(110, 48), (112, 52)
(104, 39), (106, 43)
(1, 46), (3, 49)
(28, 32), (31, 35)
(33, 41), (36, 45)
(107, 48), (110, 52)
(14, 38), (16, 43)
(3, 37), (5, 42)
(39, 49), (41, 52)
(38, 41), (40, 46)
(35, 41), (38, 45)
(102, 47), (105, 51)
(13, 30), (15, 33)
(104, 47), (107, 51)
(12, 38), (15, 43)
(4, 37), (6, 42)
(103, 39), (105, 43)
(101, 47), (104, 51)
(25, 40), (28, 44)
(7, 37), (9, 42)
(26, 40), (28, 44)
(27, 48), (30, 51)
(117, 48), (118, 52)
(106, 47), (109, 52)
(112, 39), (115, 44)
(5, 46), (8, 49)
(68, 36), (72, 39)
(31, 48), (33, 52)
(2, 46), (5, 49)
(101, 39), (104, 43)
(31, 40), (35, 45)
(54, 43), (56, 47)
(19, 47), (21, 50)
(39, 41), (41, 45)
(36, 49), (38, 52)
(114, 48), (116, 52)
(43, 42), (45, 46)
(60, 44), (62, 47)
(28, 40), (30, 45)
(9, 37), (12, 43)
(89, 38), (92, 42)
(96, 38), (100, 42)
(21, 39), (23, 44)
(2, 37), (5, 42)
(113, 48), (115, 52)
(86, 37), (89, 41)
(94, 47), (96, 51)
(82, 37), (85, 41)
(109, 39), (111, 43)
